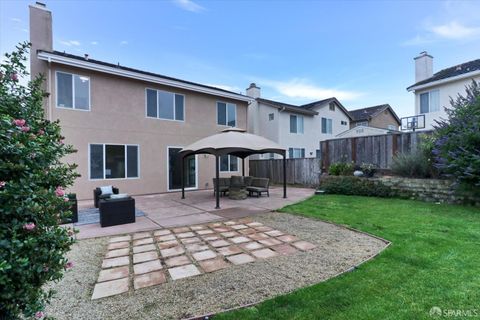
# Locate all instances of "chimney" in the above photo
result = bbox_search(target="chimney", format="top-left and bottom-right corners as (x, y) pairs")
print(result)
(29, 2), (53, 80)
(414, 51), (433, 82)
(246, 83), (261, 99)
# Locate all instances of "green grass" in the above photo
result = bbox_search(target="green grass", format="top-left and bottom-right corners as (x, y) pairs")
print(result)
(217, 195), (480, 320)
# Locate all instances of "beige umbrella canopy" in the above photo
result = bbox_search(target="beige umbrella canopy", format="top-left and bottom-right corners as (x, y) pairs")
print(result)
(179, 128), (287, 209)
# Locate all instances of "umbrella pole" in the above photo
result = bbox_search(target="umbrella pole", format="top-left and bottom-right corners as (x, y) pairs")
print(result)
(283, 152), (287, 198)
(242, 158), (245, 177)
(181, 155), (185, 199)
(215, 155), (220, 209)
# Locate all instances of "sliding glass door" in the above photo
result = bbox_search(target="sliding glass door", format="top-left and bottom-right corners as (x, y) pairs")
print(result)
(168, 147), (196, 190)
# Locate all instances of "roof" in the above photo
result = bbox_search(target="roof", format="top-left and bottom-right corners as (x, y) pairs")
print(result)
(407, 58), (480, 90)
(256, 98), (318, 116)
(300, 97), (353, 120)
(335, 125), (400, 138)
(349, 104), (401, 125)
(37, 50), (251, 102)
(180, 128), (286, 158)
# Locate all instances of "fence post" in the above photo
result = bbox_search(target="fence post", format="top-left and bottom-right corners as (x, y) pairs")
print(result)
(351, 137), (357, 164)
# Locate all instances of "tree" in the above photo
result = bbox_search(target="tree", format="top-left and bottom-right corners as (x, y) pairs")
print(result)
(0, 43), (79, 319)
(433, 80), (480, 193)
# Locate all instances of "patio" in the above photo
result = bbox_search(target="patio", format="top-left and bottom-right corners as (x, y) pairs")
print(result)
(74, 186), (315, 240)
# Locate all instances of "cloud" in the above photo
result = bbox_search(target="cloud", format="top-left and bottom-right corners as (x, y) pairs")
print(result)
(401, 35), (435, 46)
(91, 41), (98, 45)
(10, 18), (22, 23)
(262, 78), (363, 101)
(173, 0), (205, 13)
(120, 40), (128, 45)
(59, 40), (81, 46)
(429, 21), (480, 39)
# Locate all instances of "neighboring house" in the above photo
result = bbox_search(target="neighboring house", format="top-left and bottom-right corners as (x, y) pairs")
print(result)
(29, 3), (251, 200)
(335, 125), (399, 138)
(348, 104), (401, 131)
(246, 83), (352, 159)
(407, 52), (480, 129)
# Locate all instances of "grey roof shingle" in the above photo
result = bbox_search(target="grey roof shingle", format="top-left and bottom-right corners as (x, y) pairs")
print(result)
(407, 58), (480, 90)
(349, 104), (401, 124)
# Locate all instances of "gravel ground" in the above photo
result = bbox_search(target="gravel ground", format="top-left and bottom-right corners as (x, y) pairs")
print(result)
(45, 212), (388, 320)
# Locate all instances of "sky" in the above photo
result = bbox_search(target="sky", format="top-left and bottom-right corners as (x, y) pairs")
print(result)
(1, 0), (480, 117)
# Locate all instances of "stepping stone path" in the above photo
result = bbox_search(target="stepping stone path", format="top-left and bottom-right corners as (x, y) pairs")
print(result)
(91, 218), (316, 299)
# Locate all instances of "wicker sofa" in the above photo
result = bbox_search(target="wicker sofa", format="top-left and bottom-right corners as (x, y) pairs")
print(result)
(213, 176), (270, 198)
(93, 186), (119, 208)
(99, 197), (135, 227)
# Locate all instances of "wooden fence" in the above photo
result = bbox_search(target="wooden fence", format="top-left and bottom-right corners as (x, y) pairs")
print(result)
(249, 131), (433, 186)
(249, 158), (321, 186)
(320, 131), (432, 170)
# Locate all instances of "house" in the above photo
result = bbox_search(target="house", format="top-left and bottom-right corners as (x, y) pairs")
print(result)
(246, 83), (352, 159)
(348, 104), (401, 131)
(335, 125), (399, 139)
(29, 3), (251, 200)
(407, 52), (480, 129)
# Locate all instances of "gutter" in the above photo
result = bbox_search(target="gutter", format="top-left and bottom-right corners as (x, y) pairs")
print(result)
(37, 51), (253, 103)
(407, 70), (480, 92)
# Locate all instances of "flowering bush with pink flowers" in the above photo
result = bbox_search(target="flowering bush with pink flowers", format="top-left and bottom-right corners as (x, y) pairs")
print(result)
(0, 43), (79, 319)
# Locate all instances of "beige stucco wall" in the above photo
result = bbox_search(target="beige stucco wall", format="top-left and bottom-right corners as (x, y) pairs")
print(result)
(45, 64), (248, 200)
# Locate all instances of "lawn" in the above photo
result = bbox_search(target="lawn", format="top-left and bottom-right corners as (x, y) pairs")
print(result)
(217, 195), (480, 320)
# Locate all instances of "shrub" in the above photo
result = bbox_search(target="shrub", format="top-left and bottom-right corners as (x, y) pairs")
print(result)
(360, 163), (377, 177)
(319, 176), (393, 197)
(433, 80), (480, 193)
(391, 149), (432, 178)
(328, 162), (354, 176)
(0, 43), (79, 319)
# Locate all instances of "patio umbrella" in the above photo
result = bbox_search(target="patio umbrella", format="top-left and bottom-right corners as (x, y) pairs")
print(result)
(179, 128), (287, 209)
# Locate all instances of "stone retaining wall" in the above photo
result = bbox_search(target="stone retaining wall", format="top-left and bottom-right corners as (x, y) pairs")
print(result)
(372, 177), (480, 206)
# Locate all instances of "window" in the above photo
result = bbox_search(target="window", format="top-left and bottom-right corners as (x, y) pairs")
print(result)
(220, 155), (238, 172)
(288, 148), (305, 159)
(387, 124), (397, 131)
(217, 102), (236, 126)
(341, 120), (348, 125)
(321, 117), (333, 134)
(329, 102), (336, 111)
(355, 121), (368, 127)
(56, 71), (90, 110)
(420, 90), (440, 114)
(89, 144), (139, 179)
(289, 115), (304, 134)
(268, 113), (274, 121)
(146, 88), (184, 121)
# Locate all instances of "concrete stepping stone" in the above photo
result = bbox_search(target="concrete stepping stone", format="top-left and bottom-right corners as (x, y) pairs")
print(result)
(230, 236), (250, 244)
(181, 237), (201, 244)
(107, 241), (129, 250)
(196, 229), (214, 235)
(192, 250), (217, 261)
(185, 243), (209, 252)
(158, 240), (179, 249)
(102, 256), (129, 269)
(255, 226), (273, 232)
(109, 235), (131, 243)
(292, 241), (317, 251)
(231, 224), (248, 230)
(271, 244), (298, 256)
(220, 231), (239, 238)
(92, 278), (129, 300)
(157, 234), (176, 242)
(265, 230), (284, 237)
(240, 242), (264, 251)
(251, 248), (278, 259)
(199, 258), (230, 273)
(227, 253), (255, 265)
(177, 232), (195, 238)
(277, 235), (299, 243)
(217, 245), (243, 256)
(210, 239), (230, 248)
(97, 266), (129, 282)
(259, 238), (282, 246)
(168, 264), (201, 280)
(134, 271), (166, 290)
(160, 246), (185, 258)
(153, 229), (171, 236)
(172, 227), (190, 233)
(133, 244), (156, 254)
(133, 238), (154, 246)
(133, 251), (158, 264)
(133, 232), (151, 240)
(203, 235), (220, 241)
(248, 233), (269, 241)
(190, 225), (206, 230)
(133, 259), (163, 275)
(165, 255), (191, 267)
(239, 228), (257, 235)
(105, 248), (130, 258)
(246, 222), (263, 227)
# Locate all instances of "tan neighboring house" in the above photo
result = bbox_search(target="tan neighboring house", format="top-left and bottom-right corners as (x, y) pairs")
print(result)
(348, 104), (401, 130)
(29, 3), (251, 200)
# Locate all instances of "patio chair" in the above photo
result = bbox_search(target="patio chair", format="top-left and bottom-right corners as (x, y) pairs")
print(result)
(99, 197), (135, 227)
(247, 178), (270, 197)
(93, 186), (120, 208)
(244, 176), (254, 187)
(213, 178), (230, 197)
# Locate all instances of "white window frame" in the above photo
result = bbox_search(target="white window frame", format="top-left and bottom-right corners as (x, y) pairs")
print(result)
(216, 101), (237, 127)
(166, 146), (198, 192)
(419, 89), (440, 114)
(321, 117), (333, 134)
(219, 155), (239, 172)
(290, 114), (304, 134)
(288, 147), (305, 159)
(55, 71), (91, 111)
(268, 113), (274, 121)
(145, 88), (185, 122)
(88, 143), (140, 180)
(387, 124), (397, 130)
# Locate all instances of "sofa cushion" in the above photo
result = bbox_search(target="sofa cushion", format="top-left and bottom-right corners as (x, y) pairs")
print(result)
(100, 185), (113, 195)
